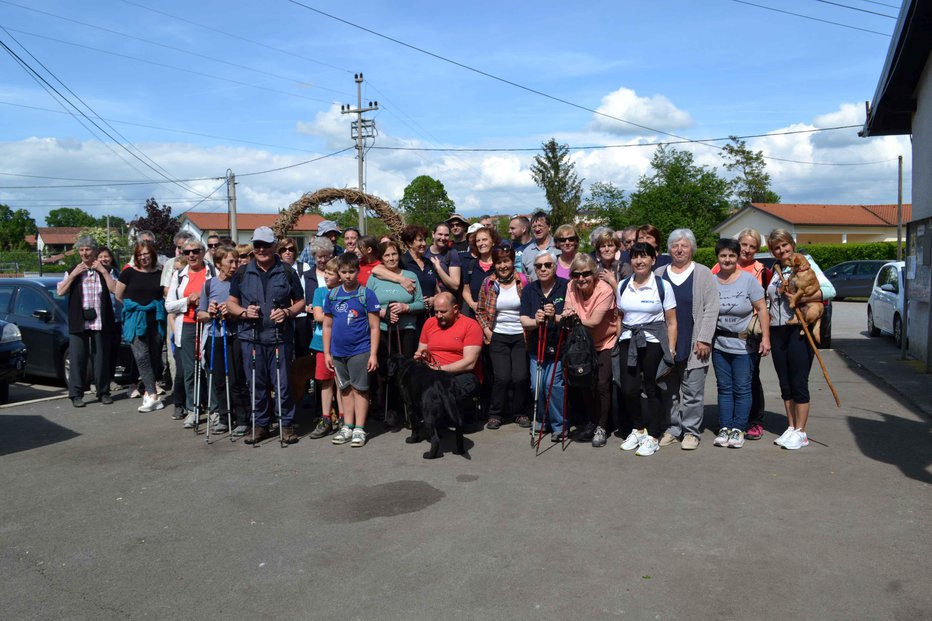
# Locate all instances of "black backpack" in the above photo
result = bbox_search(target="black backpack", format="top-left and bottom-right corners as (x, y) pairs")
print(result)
(562, 317), (598, 388)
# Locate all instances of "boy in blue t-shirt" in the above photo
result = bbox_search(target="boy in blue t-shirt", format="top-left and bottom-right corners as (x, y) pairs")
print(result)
(308, 258), (344, 439)
(323, 253), (381, 447)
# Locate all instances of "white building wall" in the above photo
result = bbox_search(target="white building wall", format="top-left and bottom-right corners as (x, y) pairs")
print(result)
(907, 53), (932, 366)
(715, 211), (789, 242)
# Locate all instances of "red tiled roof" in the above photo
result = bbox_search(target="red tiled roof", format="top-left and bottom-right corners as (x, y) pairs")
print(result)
(750, 203), (913, 226)
(183, 212), (325, 231)
(36, 227), (86, 245)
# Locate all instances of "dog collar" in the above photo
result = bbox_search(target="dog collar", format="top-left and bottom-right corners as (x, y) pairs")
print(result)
(795, 266), (811, 272)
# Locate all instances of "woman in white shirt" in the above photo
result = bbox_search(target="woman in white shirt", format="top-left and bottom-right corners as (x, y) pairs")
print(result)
(615, 242), (677, 457)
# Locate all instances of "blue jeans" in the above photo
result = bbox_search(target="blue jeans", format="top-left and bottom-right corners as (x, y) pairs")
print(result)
(530, 356), (565, 433)
(712, 349), (753, 432)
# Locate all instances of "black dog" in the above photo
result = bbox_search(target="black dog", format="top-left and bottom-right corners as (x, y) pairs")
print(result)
(387, 354), (466, 459)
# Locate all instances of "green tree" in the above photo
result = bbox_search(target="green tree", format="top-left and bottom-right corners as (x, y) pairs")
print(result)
(721, 136), (780, 209)
(530, 138), (583, 228)
(626, 146), (731, 247)
(582, 181), (628, 231)
(45, 207), (97, 228)
(131, 198), (179, 255)
(95, 214), (127, 231)
(80, 226), (130, 257)
(322, 206), (389, 239)
(0, 204), (36, 251)
(396, 175), (455, 228)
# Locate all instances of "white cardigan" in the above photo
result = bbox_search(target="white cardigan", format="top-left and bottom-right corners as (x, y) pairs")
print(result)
(164, 264), (214, 348)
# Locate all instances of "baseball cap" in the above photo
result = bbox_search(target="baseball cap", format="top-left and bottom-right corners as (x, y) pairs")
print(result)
(251, 226), (275, 244)
(316, 220), (342, 237)
(467, 222), (484, 235)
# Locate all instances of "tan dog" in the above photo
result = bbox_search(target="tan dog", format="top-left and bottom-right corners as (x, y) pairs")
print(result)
(784, 253), (824, 342)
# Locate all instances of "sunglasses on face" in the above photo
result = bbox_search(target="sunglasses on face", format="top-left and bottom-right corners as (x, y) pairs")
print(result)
(534, 262), (554, 270)
(571, 270), (594, 279)
(183, 249), (201, 256)
(253, 241), (273, 250)
(556, 236), (578, 244)
(207, 243), (219, 249)
(279, 246), (296, 253)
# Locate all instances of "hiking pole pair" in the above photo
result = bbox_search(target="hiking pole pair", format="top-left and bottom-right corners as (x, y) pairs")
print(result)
(273, 301), (285, 448)
(530, 320), (548, 449)
(250, 306), (259, 447)
(193, 319), (202, 433)
(205, 316), (218, 444)
(534, 319), (568, 452)
(221, 318), (233, 442)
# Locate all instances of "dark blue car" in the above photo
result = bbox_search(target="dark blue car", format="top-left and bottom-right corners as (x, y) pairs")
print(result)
(0, 318), (27, 404)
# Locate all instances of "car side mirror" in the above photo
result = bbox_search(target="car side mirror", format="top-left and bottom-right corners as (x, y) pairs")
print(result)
(32, 309), (53, 322)
(880, 283), (897, 293)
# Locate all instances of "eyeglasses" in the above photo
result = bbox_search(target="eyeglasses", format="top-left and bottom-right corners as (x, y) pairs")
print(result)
(182, 249), (201, 256)
(556, 236), (578, 244)
(571, 270), (594, 279)
(207, 243), (220, 249)
(279, 246), (296, 253)
(253, 241), (273, 250)
(534, 262), (554, 270)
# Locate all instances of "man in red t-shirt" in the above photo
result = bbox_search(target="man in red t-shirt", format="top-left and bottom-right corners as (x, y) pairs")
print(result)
(414, 292), (482, 419)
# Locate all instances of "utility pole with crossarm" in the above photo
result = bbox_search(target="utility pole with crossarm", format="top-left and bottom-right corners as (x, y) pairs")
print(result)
(341, 73), (378, 234)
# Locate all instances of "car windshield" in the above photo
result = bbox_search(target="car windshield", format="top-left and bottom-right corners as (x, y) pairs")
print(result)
(44, 283), (69, 314)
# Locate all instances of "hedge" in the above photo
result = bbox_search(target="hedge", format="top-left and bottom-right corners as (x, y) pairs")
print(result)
(693, 241), (897, 268)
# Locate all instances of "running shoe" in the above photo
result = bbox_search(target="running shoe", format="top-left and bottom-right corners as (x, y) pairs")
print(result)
(620, 429), (648, 451)
(635, 436), (659, 456)
(782, 430), (809, 450)
(728, 429), (745, 448)
(713, 428), (731, 447)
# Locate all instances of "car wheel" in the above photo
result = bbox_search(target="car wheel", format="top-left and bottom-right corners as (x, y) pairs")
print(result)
(867, 307), (881, 337)
(893, 314), (903, 349)
(62, 347), (71, 386)
(0, 380), (8, 405)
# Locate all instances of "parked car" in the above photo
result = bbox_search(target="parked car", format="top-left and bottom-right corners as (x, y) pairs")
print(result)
(867, 261), (906, 347)
(754, 253), (832, 349)
(0, 277), (135, 386)
(823, 260), (889, 300)
(0, 318), (28, 404)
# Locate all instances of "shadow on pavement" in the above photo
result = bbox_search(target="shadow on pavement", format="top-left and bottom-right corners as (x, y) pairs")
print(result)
(0, 414), (80, 457)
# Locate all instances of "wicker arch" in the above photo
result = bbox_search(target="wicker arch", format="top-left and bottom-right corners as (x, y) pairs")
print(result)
(273, 188), (404, 240)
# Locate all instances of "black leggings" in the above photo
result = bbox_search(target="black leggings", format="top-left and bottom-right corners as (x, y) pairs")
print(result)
(615, 339), (664, 438)
(487, 332), (529, 420)
(580, 348), (613, 429)
(770, 325), (814, 404)
(377, 327), (418, 415)
(206, 334), (251, 425)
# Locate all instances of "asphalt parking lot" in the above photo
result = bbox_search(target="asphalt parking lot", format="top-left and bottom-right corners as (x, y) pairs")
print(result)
(1, 302), (929, 620)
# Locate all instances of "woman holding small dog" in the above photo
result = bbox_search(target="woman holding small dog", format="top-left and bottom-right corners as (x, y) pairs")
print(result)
(766, 229), (835, 450)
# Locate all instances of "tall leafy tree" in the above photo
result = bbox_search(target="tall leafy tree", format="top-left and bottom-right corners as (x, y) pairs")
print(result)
(95, 214), (127, 231)
(396, 175), (455, 228)
(131, 198), (179, 255)
(626, 146), (731, 247)
(721, 136), (781, 209)
(582, 181), (628, 231)
(530, 138), (583, 228)
(46, 207), (97, 228)
(322, 206), (389, 239)
(0, 204), (36, 251)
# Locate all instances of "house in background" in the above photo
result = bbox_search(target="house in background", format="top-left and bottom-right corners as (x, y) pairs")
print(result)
(176, 212), (325, 251)
(861, 0), (932, 368)
(714, 203), (912, 246)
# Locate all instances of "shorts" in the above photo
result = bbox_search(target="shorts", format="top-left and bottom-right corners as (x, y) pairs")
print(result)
(313, 351), (334, 381)
(332, 352), (370, 392)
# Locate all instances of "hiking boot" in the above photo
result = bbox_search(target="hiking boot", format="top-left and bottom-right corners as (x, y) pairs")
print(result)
(515, 415), (532, 428)
(309, 417), (334, 439)
(71, 397), (85, 408)
(281, 425), (299, 444)
(243, 426), (271, 444)
(659, 432), (679, 447)
(746, 423), (764, 440)
(681, 434), (700, 450)
(231, 424), (249, 438)
(591, 426), (607, 448)
(485, 417), (502, 430)
(99, 394), (114, 405)
(713, 428), (731, 447)
(350, 428), (367, 447)
(332, 426), (354, 445)
(578, 422), (596, 442)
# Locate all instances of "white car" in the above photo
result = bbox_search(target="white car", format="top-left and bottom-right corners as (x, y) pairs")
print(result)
(867, 261), (906, 347)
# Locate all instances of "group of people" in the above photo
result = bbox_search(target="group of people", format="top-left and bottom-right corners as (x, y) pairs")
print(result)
(60, 210), (835, 454)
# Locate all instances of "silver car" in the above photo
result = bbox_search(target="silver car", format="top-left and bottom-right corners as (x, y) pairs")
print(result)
(867, 261), (906, 347)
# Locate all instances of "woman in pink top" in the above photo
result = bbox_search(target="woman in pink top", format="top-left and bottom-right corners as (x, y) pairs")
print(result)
(563, 254), (617, 447)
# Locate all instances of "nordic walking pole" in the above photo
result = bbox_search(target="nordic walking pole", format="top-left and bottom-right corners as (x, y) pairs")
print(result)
(530, 321), (546, 450)
(205, 316), (217, 444)
(274, 308), (285, 448)
(250, 307), (258, 447)
(775, 266), (841, 407)
(384, 311), (393, 425)
(193, 319), (202, 433)
(221, 317), (233, 442)
(540, 318), (566, 451)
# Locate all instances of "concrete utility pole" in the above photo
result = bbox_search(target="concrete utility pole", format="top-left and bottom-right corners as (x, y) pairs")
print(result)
(341, 73), (378, 234)
(226, 169), (238, 242)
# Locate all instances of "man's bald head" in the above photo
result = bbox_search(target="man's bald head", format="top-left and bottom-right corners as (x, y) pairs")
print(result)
(432, 292), (459, 328)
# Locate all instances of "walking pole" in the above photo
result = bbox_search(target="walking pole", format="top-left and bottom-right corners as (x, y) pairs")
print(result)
(775, 266), (841, 407)
(560, 322), (571, 450)
(250, 309), (258, 447)
(539, 319), (566, 451)
(394, 324), (409, 428)
(530, 321), (546, 450)
(205, 316), (217, 444)
(274, 311), (285, 448)
(384, 314), (393, 424)
(193, 319), (202, 433)
(221, 317), (233, 442)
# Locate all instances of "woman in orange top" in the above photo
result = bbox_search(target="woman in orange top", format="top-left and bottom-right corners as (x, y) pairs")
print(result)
(563, 254), (617, 447)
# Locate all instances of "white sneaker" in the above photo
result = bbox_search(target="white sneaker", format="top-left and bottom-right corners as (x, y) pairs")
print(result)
(331, 426), (353, 445)
(782, 430), (809, 450)
(620, 429), (648, 451)
(635, 436), (659, 456)
(713, 428), (731, 447)
(137, 394), (164, 413)
(183, 412), (198, 428)
(774, 427), (795, 446)
(728, 429), (745, 448)
(350, 428), (367, 448)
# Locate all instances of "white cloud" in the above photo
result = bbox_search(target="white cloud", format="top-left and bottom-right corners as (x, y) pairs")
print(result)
(590, 87), (693, 135)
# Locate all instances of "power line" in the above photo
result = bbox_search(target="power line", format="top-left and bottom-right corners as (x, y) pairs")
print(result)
(857, 0), (901, 8)
(237, 147), (355, 177)
(728, 0), (892, 35)
(811, 0), (897, 18)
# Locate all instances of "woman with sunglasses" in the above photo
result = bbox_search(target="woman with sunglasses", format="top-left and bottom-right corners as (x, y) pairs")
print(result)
(553, 224), (580, 280)
(461, 226), (501, 319)
(278, 238), (313, 360)
(476, 245), (530, 429)
(116, 240), (167, 413)
(563, 254), (617, 447)
(616, 242), (677, 457)
(165, 238), (213, 428)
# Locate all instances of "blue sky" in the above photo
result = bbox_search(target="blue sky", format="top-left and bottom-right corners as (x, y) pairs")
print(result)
(0, 0), (912, 226)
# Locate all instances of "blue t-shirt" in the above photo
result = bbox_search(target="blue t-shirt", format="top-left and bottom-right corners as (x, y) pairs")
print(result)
(310, 286), (329, 352)
(323, 285), (381, 357)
